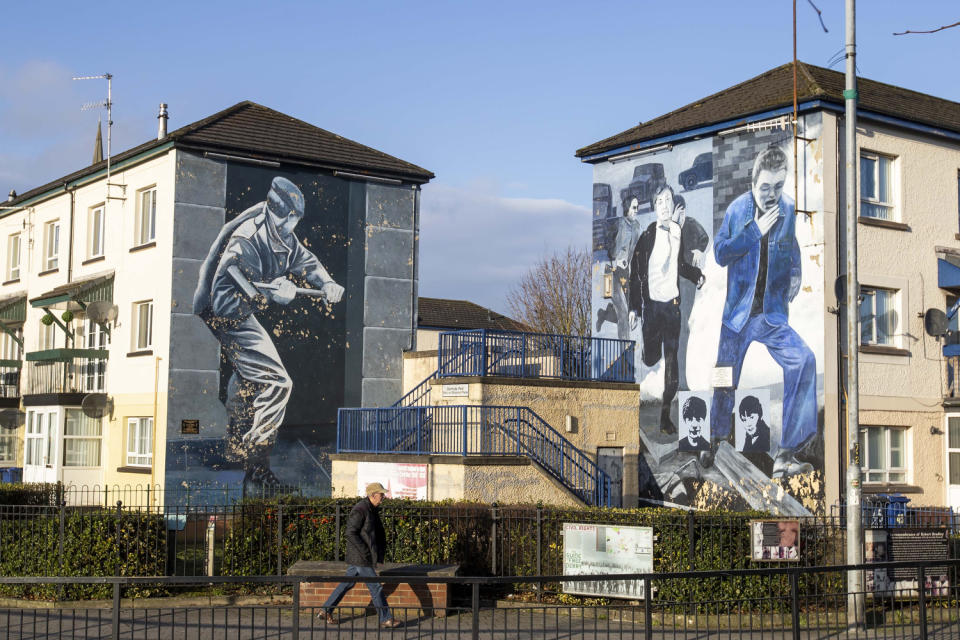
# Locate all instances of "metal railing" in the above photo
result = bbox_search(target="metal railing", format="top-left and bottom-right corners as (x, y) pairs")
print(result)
(437, 329), (635, 383)
(1, 560), (959, 639)
(338, 405), (611, 507)
(23, 349), (108, 395)
(832, 502), (958, 531)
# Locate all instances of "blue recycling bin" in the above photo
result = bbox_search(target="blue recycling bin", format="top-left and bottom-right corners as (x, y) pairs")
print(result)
(879, 493), (910, 528)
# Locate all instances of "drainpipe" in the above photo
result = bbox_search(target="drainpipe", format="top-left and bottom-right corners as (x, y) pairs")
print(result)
(64, 182), (76, 348)
(410, 186), (420, 351)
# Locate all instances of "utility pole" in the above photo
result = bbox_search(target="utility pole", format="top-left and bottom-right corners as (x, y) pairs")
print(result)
(843, 0), (864, 629)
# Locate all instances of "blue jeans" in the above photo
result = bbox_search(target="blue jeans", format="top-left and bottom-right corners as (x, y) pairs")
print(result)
(710, 315), (817, 451)
(322, 565), (393, 622)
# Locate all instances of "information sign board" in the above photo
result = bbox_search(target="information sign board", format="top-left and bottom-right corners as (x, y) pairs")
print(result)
(562, 523), (653, 599)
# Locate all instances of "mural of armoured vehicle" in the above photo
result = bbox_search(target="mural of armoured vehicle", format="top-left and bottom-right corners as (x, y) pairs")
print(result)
(619, 163), (666, 211)
(678, 152), (713, 191)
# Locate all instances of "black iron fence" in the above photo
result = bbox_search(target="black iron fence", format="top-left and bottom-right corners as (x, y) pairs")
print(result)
(1, 560), (959, 639)
(5, 498), (955, 584)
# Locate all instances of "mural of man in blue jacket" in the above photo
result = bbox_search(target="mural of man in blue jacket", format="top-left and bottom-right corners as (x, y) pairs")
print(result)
(709, 145), (816, 478)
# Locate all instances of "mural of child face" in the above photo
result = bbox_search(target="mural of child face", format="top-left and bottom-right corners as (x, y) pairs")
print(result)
(626, 197), (640, 218)
(655, 189), (674, 224)
(685, 415), (705, 440)
(751, 169), (787, 213)
(777, 521), (799, 548)
(742, 412), (759, 437)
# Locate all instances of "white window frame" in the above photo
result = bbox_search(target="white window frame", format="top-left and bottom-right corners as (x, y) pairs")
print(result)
(126, 417), (153, 467)
(6, 233), (21, 281)
(859, 286), (899, 347)
(859, 425), (908, 484)
(78, 317), (109, 392)
(38, 321), (56, 351)
(88, 204), (105, 259)
(859, 151), (897, 221)
(24, 412), (44, 466)
(62, 409), (102, 468)
(43, 220), (60, 271)
(133, 300), (153, 351)
(948, 416), (960, 487)
(135, 187), (157, 246)
(0, 432), (15, 465)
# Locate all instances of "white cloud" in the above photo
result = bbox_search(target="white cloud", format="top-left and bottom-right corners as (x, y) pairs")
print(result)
(418, 181), (590, 315)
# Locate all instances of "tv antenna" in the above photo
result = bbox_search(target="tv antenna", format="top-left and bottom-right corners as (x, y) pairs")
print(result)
(73, 73), (125, 202)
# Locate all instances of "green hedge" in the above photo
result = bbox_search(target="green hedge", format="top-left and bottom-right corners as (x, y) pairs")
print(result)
(0, 482), (59, 506)
(0, 508), (167, 599)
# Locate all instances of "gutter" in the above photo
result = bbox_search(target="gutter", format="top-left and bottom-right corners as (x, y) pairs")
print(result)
(580, 99), (960, 164)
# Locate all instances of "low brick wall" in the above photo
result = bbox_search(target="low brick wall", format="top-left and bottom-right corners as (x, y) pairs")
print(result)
(288, 561), (459, 618)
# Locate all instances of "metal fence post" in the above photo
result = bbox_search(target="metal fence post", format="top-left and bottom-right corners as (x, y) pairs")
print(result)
(491, 502), (499, 576)
(111, 582), (121, 640)
(687, 510), (696, 570)
(277, 503), (284, 577)
(292, 577), (300, 638)
(536, 502), (543, 602)
(918, 566), (928, 640)
(643, 577), (652, 640)
(480, 329), (488, 375)
(789, 570), (801, 640)
(58, 500), (66, 576)
(471, 581), (480, 640)
(334, 502), (341, 561)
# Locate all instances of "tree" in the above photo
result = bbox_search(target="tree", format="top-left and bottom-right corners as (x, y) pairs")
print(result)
(506, 245), (591, 337)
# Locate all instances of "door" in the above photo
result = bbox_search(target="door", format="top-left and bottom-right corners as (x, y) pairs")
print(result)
(597, 447), (624, 508)
(23, 408), (60, 483)
(947, 415), (960, 511)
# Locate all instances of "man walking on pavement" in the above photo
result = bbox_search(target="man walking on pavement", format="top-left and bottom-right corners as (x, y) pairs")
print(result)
(321, 483), (403, 628)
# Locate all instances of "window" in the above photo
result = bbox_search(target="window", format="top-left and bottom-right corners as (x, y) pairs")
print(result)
(39, 321), (56, 351)
(949, 417), (960, 487)
(63, 409), (101, 467)
(133, 301), (153, 350)
(42, 220), (60, 271)
(24, 413), (43, 466)
(859, 286), (898, 347)
(0, 432), (15, 464)
(6, 233), (20, 281)
(860, 152), (896, 220)
(136, 187), (157, 246)
(126, 417), (153, 467)
(859, 426), (907, 483)
(76, 318), (109, 391)
(88, 205), (105, 258)
(0, 328), (22, 361)
(0, 328), (22, 398)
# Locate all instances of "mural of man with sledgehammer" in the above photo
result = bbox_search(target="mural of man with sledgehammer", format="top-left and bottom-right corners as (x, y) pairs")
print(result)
(194, 176), (345, 495)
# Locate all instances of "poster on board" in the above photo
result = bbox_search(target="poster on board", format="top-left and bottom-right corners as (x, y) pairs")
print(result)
(750, 520), (800, 561)
(562, 522), (653, 599)
(356, 462), (427, 500)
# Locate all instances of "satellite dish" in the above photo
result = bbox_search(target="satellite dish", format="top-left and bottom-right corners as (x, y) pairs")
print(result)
(81, 393), (114, 419)
(834, 276), (861, 303)
(924, 308), (950, 337)
(0, 409), (24, 429)
(86, 300), (118, 325)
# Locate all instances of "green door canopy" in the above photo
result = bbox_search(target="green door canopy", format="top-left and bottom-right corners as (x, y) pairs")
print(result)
(29, 272), (115, 310)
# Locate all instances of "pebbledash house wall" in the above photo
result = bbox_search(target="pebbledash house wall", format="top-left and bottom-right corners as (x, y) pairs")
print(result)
(165, 150), (421, 492)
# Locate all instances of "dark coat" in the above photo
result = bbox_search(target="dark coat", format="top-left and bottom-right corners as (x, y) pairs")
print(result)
(741, 419), (771, 453)
(344, 497), (386, 567)
(629, 221), (703, 316)
(678, 434), (710, 452)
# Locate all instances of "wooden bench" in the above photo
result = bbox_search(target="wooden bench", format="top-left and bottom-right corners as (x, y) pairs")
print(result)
(287, 561), (459, 617)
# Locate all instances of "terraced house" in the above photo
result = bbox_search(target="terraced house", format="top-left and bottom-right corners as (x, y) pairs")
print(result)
(0, 102), (432, 502)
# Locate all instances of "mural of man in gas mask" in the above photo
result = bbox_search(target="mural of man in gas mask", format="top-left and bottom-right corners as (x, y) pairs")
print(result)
(628, 185), (705, 434)
(193, 176), (345, 495)
(709, 145), (816, 478)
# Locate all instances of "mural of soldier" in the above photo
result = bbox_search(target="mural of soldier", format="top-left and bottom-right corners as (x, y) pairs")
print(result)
(708, 146), (816, 478)
(596, 195), (643, 339)
(193, 176), (345, 495)
(629, 185), (705, 434)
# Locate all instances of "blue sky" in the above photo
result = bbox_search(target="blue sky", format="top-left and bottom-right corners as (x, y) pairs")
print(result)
(1, 1), (957, 314)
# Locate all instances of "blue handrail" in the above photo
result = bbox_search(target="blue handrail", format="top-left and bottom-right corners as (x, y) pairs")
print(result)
(337, 405), (611, 507)
(437, 329), (635, 383)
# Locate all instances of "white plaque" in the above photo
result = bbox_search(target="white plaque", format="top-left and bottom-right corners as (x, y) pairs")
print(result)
(441, 383), (469, 397)
(712, 366), (733, 388)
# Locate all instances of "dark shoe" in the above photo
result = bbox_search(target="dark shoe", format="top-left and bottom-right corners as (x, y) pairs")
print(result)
(381, 618), (403, 628)
(659, 412), (676, 435)
(320, 611), (337, 624)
